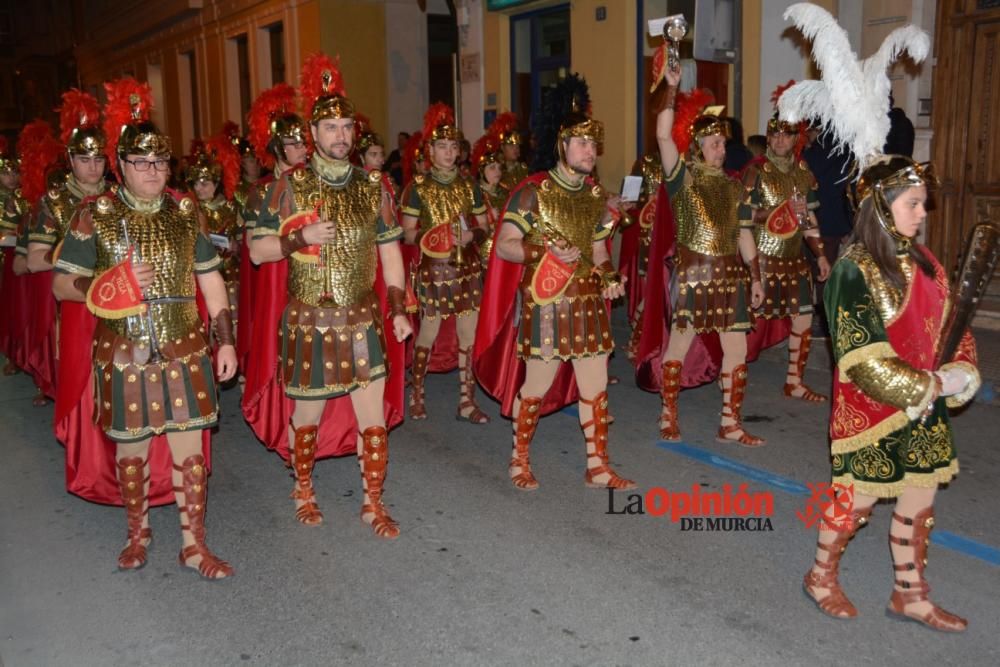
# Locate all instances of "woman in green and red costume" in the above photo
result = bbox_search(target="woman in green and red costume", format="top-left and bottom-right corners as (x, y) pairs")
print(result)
(778, 3), (980, 632)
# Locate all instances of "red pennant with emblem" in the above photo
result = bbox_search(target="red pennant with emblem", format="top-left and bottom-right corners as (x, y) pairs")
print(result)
(529, 249), (577, 306)
(650, 43), (668, 93)
(85, 248), (146, 319)
(419, 221), (454, 259)
(639, 198), (657, 230)
(279, 209), (322, 263)
(766, 200), (799, 240)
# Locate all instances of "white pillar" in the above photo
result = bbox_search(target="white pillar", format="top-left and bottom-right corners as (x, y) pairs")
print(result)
(384, 0), (430, 140)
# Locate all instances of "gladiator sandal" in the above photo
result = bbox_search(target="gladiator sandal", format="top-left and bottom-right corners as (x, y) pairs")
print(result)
(456, 347), (490, 424)
(783, 329), (827, 402)
(580, 391), (636, 490)
(510, 394), (542, 490)
(32, 386), (48, 407)
(116, 456), (152, 570)
(359, 426), (400, 539)
(175, 454), (234, 579)
(803, 506), (873, 619)
(716, 364), (765, 447)
(886, 508), (967, 632)
(659, 360), (683, 441)
(410, 346), (430, 420)
(290, 422), (323, 526)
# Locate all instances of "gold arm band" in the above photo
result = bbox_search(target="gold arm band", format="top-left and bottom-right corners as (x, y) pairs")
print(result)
(845, 357), (934, 412)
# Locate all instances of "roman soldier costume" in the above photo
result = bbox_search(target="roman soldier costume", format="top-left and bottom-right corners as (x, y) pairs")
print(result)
(250, 53), (406, 536)
(475, 73), (634, 491)
(55, 78), (233, 578)
(400, 103), (490, 423)
(494, 112), (529, 191)
(186, 135), (242, 335)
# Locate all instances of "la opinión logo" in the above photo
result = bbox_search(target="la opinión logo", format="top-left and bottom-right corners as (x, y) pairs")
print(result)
(606, 483), (774, 531)
(796, 482), (855, 532)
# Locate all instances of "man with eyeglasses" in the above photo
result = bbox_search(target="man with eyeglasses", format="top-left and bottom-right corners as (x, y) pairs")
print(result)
(53, 79), (236, 579)
(741, 92), (830, 403)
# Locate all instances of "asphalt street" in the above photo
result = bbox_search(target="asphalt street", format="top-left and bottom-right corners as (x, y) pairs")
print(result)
(2, 322), (999, 667)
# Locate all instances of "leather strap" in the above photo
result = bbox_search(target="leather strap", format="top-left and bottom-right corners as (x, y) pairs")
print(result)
(804, 235), (825, 258)
(661, 85), (678, 112)
(212, 308), (235, 346)
(521, 240), (544, 264)
(279, 229), (308, 257)
(386, 285), (407, 319)
(73, 275), (93, 296)
(748, 255), (762, 283)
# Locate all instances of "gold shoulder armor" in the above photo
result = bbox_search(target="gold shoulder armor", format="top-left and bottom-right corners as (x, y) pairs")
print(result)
(591, 185), (603, 198)
(414, 174), (425, 184)
(95, 195), (113, 214)
(178, 196), (195, 215)
(798, 160), (810, 171)
(292, 167), (307, 182)
(47, 187), (61, 201)
(762, 161), (773, 173)
(368, 169), (382, 184)
(539, 178), (551, 192)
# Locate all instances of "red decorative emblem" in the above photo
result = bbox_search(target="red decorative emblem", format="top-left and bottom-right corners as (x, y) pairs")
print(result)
(529, 249), (576, 305)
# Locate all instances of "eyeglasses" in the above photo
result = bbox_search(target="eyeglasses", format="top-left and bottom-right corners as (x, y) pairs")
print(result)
(123, 158), (171, 172)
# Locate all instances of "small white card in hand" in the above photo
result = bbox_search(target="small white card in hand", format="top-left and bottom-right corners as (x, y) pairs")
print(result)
(209, 233), (230, 250)
(0, 234), (15, 247)
(620, 176), (642, 203)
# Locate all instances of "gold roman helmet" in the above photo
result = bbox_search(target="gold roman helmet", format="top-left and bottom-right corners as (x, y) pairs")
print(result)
(185, 145), (222, 186)
(59, 89), (106, 157)
(556, 111), (604, 162)
(302, 53), (354, 123)
(856, 155), (936, 241)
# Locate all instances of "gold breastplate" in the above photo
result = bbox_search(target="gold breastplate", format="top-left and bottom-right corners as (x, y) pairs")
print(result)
(501, 162), (529, 190)
(528, 176), (606, 278)
(640, 155), (664, 199)
(413, 175), (476, 233)
(674, 163), (743, 256)
(203, 199), (240, 237)
(43, 187), (81, 243)
(91, 191), (201, 343)
(841, 244), (912, 324)
(286, 166), (382, 307)
(753, 159), (815, 258)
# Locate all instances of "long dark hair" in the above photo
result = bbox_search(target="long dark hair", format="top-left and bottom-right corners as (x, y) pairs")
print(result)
(841, 185), (934, 292)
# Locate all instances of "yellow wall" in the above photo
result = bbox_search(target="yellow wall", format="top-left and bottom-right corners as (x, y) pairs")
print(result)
(75, 0), (322, 152)
(741, 0), (761, 138)
(570, 0), (637, 189)
(319, 0), (388, 137)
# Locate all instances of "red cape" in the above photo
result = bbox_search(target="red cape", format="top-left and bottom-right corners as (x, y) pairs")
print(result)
(618, 204), (645, 324)
(240, 200), (405, 459)
(55, 302), (212, 507)
(25, 270), (57, 398)
(632, 185), (723, 392)
(472, 173), (580, 418)
(235, 174), (273, 373)
(0, 248), (31, 369)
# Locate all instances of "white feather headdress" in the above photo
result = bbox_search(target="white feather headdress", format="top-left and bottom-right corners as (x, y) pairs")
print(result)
(777, 3), (930, 173)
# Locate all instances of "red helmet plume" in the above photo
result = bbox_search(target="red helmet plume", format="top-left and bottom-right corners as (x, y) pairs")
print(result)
(58, 89), (101, 145)
(17, 120), (64, 204)
(672, 88), (716, 155)
(247, 83), (299, 169)
(102, 78), (155, 180)
(300, 52), (350, 123)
